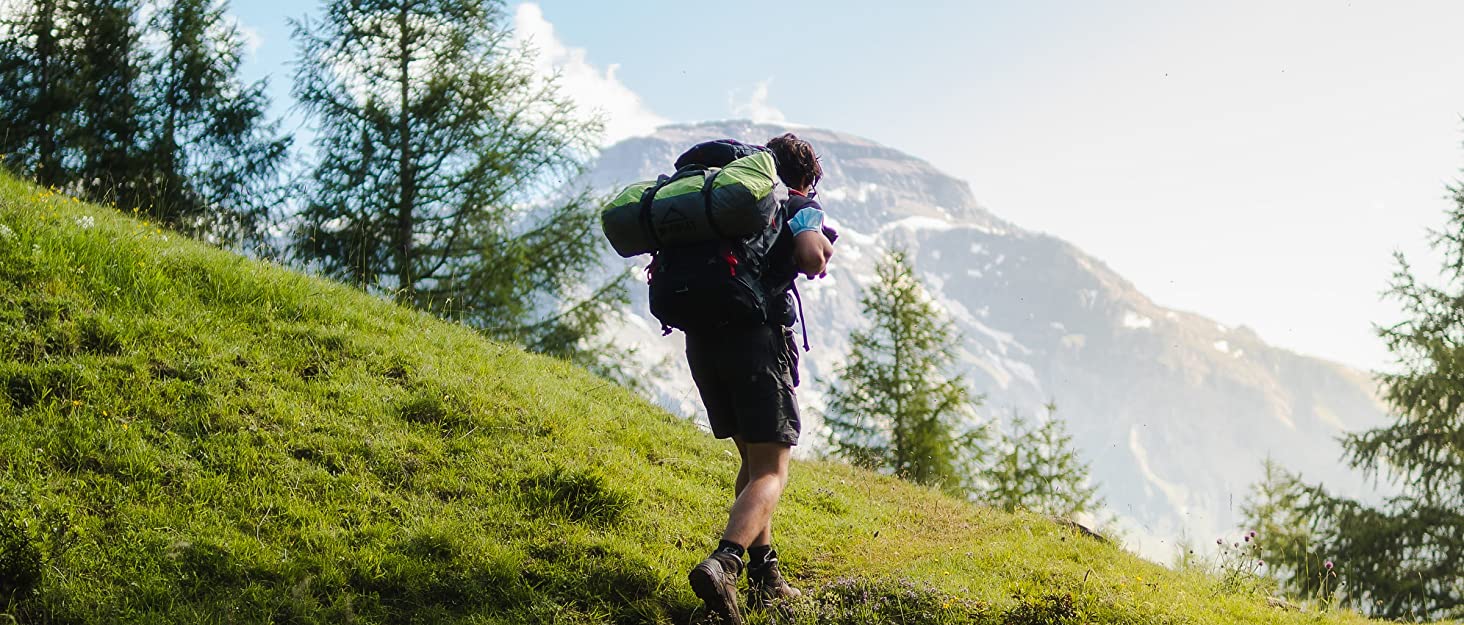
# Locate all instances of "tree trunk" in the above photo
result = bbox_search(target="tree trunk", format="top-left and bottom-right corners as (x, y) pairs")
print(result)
(34, 0), (60, 187)
(394, 1), (415, 301)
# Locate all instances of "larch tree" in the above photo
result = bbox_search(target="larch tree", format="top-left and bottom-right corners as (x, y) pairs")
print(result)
(1245, 173), (1464, 620)
(67, 0), (148, 206)
(290, 0), (624, 360)
(979, 404), (1101, 517)
(0, 0), (286, 247)
(823, 248), (989, 495)
(141, 0), (289, 246)
(0, 0), (76, 188)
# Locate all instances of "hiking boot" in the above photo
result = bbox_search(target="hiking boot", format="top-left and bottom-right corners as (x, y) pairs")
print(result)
(689, 551), (745, 624)
(747, 550), (801, 609)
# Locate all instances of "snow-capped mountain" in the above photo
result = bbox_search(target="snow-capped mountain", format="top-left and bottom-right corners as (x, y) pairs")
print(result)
(587, 121), (1388, 560)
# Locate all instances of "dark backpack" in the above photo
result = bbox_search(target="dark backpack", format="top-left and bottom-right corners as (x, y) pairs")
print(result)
(647, 140), (784, 334)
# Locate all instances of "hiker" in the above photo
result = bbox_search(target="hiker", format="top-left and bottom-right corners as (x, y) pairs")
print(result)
(685, 133), (834, 623)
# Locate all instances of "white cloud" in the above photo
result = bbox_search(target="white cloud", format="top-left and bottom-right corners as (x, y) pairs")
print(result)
(729, 79), (786, 124)
(511, 3), (667, 146)
(227, 16), (263, 58)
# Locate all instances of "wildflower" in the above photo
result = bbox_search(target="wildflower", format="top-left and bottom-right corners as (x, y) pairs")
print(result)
(76, 215), (94, 230)
(0, 224), (12, 239)
(1324, 560), (1333, 570)
(1248, 530), (1257, 538)
(1216, 538), (1223, 545)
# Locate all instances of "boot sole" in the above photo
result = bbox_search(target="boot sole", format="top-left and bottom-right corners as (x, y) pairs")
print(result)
(689, 565), (743, 624)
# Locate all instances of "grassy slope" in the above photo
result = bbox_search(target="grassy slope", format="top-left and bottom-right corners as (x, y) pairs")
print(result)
(0, 173), (1387, 625)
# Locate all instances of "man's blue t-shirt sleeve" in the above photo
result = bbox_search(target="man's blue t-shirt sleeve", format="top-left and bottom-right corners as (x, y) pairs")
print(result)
(788, 206), (825, 236)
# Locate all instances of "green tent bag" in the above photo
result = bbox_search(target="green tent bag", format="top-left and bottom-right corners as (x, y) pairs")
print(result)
(601, 151), (787, 257)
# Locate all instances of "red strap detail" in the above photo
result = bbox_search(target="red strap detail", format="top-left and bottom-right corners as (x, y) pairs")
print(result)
(723, 250), (739, 276)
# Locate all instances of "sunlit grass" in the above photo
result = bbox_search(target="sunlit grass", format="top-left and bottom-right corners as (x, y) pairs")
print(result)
(0, 172), (1410, 623)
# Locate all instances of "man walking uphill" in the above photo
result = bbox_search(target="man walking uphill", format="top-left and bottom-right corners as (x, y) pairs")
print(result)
(686, 134), (835, 624)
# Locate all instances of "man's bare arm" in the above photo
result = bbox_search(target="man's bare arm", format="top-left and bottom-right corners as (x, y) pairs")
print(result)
(793, 230), (834, 278)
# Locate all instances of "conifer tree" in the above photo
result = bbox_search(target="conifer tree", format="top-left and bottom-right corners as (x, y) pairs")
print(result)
(823, 249), (988, 494)
(289, 0), (623, 360)
(0, 0), (285, 245)
(1241, 459), (1331, 597)
(0, 0), (76, 187)
(140, 0), (289, 245)
(1245, 176), (1464, 620)
(67, 0), (147, 206)
(979, 404), (1101, 517)
(0, 0), (149, 198)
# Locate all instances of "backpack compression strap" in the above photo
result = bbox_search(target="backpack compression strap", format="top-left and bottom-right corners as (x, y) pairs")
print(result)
(638, 175), (668, 251)
(700, 169), (726, 239)
(637, 166), (713, 251)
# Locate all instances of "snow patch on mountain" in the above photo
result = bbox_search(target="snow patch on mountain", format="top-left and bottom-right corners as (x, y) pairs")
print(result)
(1122, 311), (1154, 330)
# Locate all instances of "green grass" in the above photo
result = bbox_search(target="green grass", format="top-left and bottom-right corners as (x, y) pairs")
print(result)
(0, 173), (1403, 624)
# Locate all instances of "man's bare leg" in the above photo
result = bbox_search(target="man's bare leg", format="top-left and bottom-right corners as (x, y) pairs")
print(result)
(722, 439), (790, 548)
(691, 439), (789, 624)
(732, 438), (775, 547)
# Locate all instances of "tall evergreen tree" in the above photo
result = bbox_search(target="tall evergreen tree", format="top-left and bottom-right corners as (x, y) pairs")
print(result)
(1245, 175), (1464, 620)
(67, 0), (147, 206)
(289, 0), (623, 359)
(979, 405), (1101, 517)
(1241, 459), (1332, 597)
(140, 0), (289, 245)
(0, 0), (76, 187)
(823, 249), (988, 494)
(0, 0), (285, 245)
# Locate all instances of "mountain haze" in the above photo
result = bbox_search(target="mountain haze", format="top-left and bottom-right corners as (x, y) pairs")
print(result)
(589, 121), (1389, 558)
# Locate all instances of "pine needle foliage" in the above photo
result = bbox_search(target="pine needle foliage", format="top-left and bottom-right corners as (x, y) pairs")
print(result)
(140, 0), (289, 246)
(288, 0), (624, 361)
(1246, 176), (1464, 621)
(823, 249), (989, 495)
(0, 0), (288, 246)
(979, 405), (1101, 518)
(0, 0), (76, 188)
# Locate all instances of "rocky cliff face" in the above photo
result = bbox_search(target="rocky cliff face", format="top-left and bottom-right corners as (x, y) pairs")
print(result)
(587, 121), (1388, 559)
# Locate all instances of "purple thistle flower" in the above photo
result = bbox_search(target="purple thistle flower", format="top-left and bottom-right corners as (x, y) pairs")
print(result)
(1324, 560), (1334, 570)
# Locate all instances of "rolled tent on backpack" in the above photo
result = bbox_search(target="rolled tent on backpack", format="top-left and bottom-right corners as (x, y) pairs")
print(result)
(601, 151), (788, 257)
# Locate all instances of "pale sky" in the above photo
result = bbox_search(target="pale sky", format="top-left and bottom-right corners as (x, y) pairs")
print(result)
(230, 0), (1464, 372)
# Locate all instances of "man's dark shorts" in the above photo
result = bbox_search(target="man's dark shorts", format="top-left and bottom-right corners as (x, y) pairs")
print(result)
(685, 324), (801, 446)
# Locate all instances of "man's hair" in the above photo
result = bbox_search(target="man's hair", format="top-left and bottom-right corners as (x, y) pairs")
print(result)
(766, 133), (822, 191)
